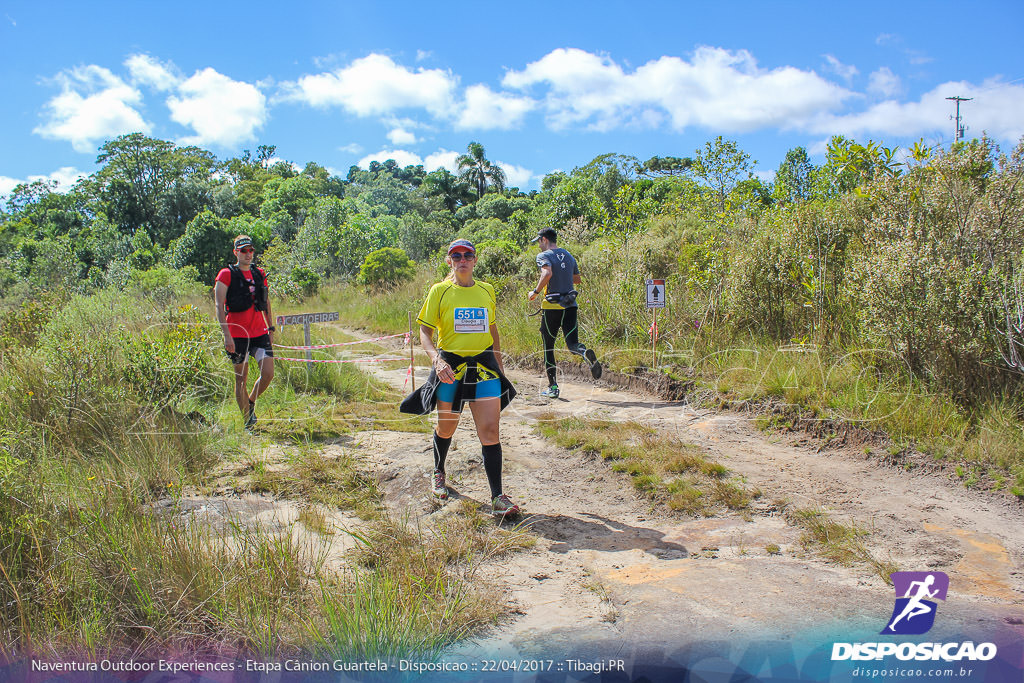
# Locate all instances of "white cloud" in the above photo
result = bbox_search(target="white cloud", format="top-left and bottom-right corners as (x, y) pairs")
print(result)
(868, 67), (902, 97)
(907, 50), (933, 65)
(503, 47), (852, 133)
(357, 149), (424, 169)
(265, 156), (302, 173)
(125, 53), (180, 91)
(807, 138), (832, 158)
(312, 53), (346, 70)
(0, 166), (86, 199)
(34, 65), (150, 153)
(876, 33), (898, 46)
(383, 115), (428, 130)
(423, 149), (459, 173)
(357, 148), (462, 173)
(43, 166), (86, 189)
(416, 50), (432, 62)
(496, 160), (533, 188)
(282, 54), (457, 117)
(0, 176), (19, 198)
(822, 55), (859, 84)
(810, 79), (1024, 143)
(387, 127), (417, 145)
(338, 142), (364, 154)
(167, 68), (267, 147)
(456, 84), (535, 130)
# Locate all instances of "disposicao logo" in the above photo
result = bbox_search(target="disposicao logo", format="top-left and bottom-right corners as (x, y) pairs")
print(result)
(831, 571), (998, 663)
(882, 571), (949, 635)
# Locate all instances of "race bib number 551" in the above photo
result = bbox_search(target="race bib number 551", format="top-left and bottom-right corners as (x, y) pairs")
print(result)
(453, 307), (488, 333)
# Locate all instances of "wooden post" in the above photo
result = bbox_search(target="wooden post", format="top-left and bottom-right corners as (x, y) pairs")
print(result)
(408, 311), (416, 391)
(303, 320), (313, 373)
(652, 308), (658, 369)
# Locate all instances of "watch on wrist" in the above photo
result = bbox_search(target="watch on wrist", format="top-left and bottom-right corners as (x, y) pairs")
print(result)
(268, 325), (276, 332)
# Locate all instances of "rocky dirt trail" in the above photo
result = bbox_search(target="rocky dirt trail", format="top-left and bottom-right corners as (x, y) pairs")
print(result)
(356, 339), (1024, 661)
(167, 329), (1024, 662)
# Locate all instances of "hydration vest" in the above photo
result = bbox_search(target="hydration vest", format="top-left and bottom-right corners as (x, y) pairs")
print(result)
(225, 264), (267, 313)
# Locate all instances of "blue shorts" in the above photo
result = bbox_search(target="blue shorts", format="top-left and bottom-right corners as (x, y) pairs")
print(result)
(435, 377), (501, 405)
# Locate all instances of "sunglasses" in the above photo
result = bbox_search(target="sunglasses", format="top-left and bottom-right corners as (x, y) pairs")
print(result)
(449, 252), (475, 261)
(237, 247), (254, 254)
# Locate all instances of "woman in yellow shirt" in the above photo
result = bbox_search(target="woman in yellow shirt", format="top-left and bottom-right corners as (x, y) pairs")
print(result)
(401, 238), (519, 517)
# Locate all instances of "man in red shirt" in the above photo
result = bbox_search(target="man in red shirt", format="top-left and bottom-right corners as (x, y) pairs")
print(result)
(214, 235), (275, 430)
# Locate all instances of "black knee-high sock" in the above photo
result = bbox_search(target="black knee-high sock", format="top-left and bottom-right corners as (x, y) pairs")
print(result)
(546, 366), (557, 386)
(433, 432), (453, 472)
(481, 443), (503, 499)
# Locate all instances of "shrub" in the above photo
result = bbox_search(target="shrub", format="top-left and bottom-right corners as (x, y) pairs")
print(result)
(129, 265), (205, 306)
(291, 266), (321, 297)
(475, 239), (520, 279)
(853, 138), (1024, 400)
(357, 247), (416, 289)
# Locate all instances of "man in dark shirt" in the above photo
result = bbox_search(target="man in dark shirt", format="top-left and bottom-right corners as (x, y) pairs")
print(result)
(527, 228), (602, 398)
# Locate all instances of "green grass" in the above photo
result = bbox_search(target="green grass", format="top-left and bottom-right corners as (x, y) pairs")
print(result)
(0, 285), (519, 659)
(243, 443), (383, 519)
(700, 345), (1024, 497)
(786, 507), (898, 583)
(534, 414), (758, 515)
(315, 506), (535, 660)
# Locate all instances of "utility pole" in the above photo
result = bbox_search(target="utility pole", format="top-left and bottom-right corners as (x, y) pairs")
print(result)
(946, 96), (972, 142)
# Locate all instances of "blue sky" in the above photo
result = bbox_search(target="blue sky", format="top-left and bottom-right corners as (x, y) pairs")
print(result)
(2, 0), (1023, 196)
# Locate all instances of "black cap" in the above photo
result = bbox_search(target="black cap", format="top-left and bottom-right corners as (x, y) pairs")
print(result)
(531, 228), (557, 244)
(234, 236), (254, 249)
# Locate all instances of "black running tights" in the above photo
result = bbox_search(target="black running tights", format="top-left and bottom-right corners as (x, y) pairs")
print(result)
(541, 307), (588, 386)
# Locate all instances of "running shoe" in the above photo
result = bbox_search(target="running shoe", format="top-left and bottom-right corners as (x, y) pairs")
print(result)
(244, 403), (257, 431)
(431, 469), (449, 500)
(540, 384), (560, 399)
(585, 349), (602, 380)
(491, 494), (521, 518)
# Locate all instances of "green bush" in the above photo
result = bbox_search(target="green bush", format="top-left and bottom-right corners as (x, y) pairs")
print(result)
(853, 138), (1024, 399)
(357, 247), (416, 289)
(475, 239), (520, 279)
(0, 296), (57, 349)
(129, 265), (205, 306)
(291, 266), (321, 297)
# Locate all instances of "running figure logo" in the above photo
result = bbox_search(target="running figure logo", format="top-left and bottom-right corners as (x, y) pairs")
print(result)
(882, 572), (949, 635)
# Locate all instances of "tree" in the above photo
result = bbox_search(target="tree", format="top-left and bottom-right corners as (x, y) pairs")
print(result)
(812, 136), (903, 199)
(457, 142), (506, 198)
(773, 147), (815, 204)
(640, 156), (693, 178)
(549, 175), (604, 231)
(167, 210), (234, 282)
(692, 136), (754, 212)
(541, 172), (568, 193)
(422, 169), (473, 213)
(94, 133), (216, 245)
(575, 153), (640, 215)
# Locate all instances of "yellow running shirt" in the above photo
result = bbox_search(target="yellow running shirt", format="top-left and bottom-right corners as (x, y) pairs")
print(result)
(416, 280), (497, 356)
